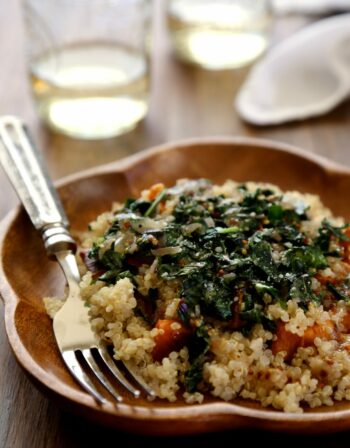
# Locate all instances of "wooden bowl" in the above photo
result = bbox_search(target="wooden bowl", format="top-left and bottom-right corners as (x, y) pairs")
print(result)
(2, 137), (350, 435)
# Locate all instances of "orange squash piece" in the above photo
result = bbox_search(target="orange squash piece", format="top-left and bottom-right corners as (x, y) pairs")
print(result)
(301, 320), (335, 347)
(272, 322), (301, 361)
(148, 183), (165, 201)
(152, 319), (191, 362)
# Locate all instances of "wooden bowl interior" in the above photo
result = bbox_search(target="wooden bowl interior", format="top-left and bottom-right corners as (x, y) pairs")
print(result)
(2, 140), (350, 433)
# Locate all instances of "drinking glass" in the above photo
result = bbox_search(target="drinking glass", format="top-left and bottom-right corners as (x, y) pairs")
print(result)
(22, 0), (151, 139)
(167, 0), (271, 70)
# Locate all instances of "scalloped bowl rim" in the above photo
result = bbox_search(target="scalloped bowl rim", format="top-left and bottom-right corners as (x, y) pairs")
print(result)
(1, 136), (350, 429)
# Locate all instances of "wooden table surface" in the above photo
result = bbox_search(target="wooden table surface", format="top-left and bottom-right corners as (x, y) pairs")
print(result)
(1, 1), (350, 446)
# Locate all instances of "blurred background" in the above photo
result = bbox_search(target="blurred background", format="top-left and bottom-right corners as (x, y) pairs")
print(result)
(1, 1), (349, 219)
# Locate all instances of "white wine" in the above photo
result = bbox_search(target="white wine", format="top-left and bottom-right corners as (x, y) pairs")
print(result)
(168, 0), (271, 70)
(30, 43), (149, 139)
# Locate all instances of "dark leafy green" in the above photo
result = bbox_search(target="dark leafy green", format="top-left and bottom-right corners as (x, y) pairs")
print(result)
(184, 324), (210, 393)
(316, 220), (350, 253)
(84, 179), (350, 394)
(326, 283), (350, 302)
(249, 240), (278, 278)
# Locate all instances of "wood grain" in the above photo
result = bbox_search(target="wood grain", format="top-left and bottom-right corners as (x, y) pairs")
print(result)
(1, 0), (350, 446)
(4, 139), (350, 438)
(4, 137), (350, 435)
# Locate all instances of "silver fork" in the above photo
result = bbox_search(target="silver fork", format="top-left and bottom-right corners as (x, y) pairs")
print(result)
(0, 116), (155, 405)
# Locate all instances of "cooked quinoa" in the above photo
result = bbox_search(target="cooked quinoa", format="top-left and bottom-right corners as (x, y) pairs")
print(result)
(48, 179), (350, 412)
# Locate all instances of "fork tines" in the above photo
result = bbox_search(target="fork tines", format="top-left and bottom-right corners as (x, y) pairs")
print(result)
(62, 346), (155, 405)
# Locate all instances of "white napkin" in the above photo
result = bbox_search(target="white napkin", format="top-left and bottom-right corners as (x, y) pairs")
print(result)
(235, 14), (350, 126)
(272, 0), (350, 14)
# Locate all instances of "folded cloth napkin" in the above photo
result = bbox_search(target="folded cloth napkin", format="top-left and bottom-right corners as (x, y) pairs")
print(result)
(235, 14), (350, 126)
(272, 0), (350, 14)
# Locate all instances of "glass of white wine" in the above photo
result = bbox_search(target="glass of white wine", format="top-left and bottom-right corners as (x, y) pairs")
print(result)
(22, 0), (151, 139)
(167, 0), (272, 70)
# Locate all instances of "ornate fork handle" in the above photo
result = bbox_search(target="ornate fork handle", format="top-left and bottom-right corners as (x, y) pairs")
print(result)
(0, 116), (76, 257)
(0, 116), (155, 403)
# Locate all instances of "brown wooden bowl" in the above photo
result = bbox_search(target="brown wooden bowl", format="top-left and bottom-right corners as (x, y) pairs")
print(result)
(2, 137), (350, 435)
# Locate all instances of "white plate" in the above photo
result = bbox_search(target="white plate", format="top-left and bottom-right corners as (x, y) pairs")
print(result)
(235, 14), (350, 126)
